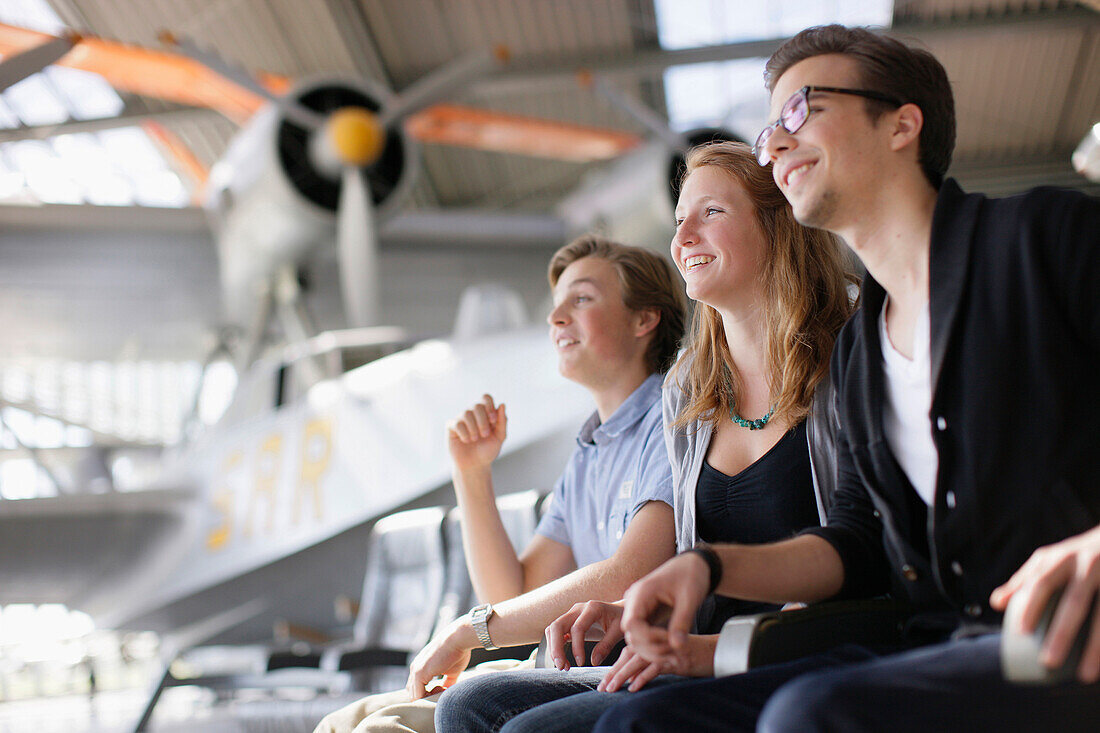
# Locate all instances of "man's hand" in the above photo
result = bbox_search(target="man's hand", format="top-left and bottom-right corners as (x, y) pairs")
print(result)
(991, 524), (1100, 683)
(447, 395), (507, 474)
(620, 552), (710, 669)
(405, 620), (474, 699)
(598, 634), (717, 693)
(544, 600), (624, 671)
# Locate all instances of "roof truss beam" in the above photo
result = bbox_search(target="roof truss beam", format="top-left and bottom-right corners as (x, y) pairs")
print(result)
(468, 5), (1100, 95)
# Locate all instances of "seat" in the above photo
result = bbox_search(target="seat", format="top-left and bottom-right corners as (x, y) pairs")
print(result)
(438, 489), (545, 631)
(446, 489), (549, 666)
(273, 506), (450, 691)
(713, 597), (910, 676)
(259, 506), (452, 683)
(497, 488), (544, 550)
(133, 506), (449, 731)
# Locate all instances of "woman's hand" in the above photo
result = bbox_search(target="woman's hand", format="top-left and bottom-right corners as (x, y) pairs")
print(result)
(447, 394), (507, 474)
(598, 634), (717, 693)
(544, 600), (625, 670)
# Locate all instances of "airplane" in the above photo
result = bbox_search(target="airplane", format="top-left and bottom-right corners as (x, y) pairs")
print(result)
(0, 21), (730, 652)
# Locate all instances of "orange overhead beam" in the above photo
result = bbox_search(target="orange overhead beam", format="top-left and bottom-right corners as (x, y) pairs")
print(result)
(0, 22), (290, 124)
(405, 103), (642, 162)
(141, 119), (209, 204)
(0, 23), (645, 163)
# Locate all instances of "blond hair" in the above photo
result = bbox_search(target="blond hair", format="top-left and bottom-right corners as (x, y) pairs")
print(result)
(672, 141), (856, 428)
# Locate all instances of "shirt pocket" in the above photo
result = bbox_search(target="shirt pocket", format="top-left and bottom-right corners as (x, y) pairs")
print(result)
(606, 480), (636, 549)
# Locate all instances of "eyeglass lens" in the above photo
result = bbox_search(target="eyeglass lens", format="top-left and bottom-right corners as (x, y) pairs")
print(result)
(754, 89), (809, 165)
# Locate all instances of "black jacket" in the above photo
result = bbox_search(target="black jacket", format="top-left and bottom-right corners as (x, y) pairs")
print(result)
(805, 179), (1100, 626)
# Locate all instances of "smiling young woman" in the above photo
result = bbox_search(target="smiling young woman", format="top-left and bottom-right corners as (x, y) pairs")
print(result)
(433, 141), (859, 733)
(671, 140), (856, 441)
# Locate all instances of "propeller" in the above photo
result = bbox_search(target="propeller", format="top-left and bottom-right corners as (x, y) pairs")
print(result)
(584, 72), (744, 204)
(0, 31), (78, 93)
(167, 34), (509, 328)
(584, 72), (687, 151)
(158, 32), (324, 130)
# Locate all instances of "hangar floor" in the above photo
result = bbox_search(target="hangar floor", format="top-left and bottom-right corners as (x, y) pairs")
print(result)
(0, 686), (362, 732)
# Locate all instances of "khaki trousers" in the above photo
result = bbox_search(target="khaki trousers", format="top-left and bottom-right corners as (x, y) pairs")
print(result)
(313, 655), (535, 733)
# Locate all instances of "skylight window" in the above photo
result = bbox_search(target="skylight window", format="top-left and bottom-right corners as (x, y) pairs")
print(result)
(46, 67), (126, 121)
(654, 0), (894, 137)
(0, 0), (66, 35)
(0, 99), (21, 130)
(0, 156), (24, 199)
(0, 127), (189, 208)
(7, 139), (82, 204)
(0, 0), (190, 207)
(3, 74), (69, 127)
(52, 133), (134, 206)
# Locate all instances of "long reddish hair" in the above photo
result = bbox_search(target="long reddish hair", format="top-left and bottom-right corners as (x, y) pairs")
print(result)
(672, 142), (856, 428)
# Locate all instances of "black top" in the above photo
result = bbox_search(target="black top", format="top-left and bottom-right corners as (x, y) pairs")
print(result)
(805, 180), (1100, 626)
(694, 420), (820, 633)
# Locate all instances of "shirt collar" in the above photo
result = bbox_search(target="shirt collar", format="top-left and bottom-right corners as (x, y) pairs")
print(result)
(576, 372), (663, 445)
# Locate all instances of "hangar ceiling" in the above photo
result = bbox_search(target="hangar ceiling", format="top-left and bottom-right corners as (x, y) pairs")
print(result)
(0, 0), (1096, 367)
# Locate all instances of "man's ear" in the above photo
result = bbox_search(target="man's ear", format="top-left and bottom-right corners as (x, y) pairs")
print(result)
(634, 308), (661, 339)
(889, 102), (924, 154)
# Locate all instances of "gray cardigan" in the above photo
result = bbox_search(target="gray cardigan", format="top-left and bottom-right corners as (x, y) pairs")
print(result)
(662, 354), (840, 554)
(663, 354), (842, 676)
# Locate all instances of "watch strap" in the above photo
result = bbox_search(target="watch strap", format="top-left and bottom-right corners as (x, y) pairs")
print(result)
(685, 544), (723, 595)
(470, 603), (498, 650)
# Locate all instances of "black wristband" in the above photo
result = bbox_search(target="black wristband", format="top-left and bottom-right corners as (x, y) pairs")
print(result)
(685, 544), (722, 595)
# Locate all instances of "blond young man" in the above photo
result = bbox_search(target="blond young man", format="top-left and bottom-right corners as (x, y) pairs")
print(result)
(313, 236), (686, 733)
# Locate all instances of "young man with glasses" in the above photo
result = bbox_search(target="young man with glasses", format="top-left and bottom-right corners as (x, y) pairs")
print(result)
(596, 24), (1100, 732)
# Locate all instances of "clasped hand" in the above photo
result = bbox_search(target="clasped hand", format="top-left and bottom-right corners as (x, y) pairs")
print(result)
(447, 394), (507, 473)
(618, 551), (711, 672)
(545, 566), (715, 694)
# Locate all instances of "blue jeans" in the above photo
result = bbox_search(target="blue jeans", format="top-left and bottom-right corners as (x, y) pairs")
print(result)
(592, 634), (1100, 733)
(434, 667), (686, 733)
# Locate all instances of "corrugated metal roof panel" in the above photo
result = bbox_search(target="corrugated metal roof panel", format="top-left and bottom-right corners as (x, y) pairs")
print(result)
(896, 0), (1068, 21)
(927, 24), (1089, 158)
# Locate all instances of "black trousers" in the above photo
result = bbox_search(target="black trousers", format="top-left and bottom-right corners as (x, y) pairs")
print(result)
(591, 634), (1100, 732)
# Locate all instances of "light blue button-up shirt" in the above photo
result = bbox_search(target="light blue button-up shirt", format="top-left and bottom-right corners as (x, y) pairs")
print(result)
(536, 373), (674, 567)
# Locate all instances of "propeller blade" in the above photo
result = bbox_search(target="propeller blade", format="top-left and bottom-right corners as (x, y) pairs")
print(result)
(378, 45), (510, 127)
(587, 75), (687, 151)
(0, 33), (76, 92)
(337, 167), (379, 328)
(159, 32), (324, 130)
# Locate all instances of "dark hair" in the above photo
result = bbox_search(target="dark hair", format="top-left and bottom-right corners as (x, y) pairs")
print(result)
(765, 24), (955, 188)
(549, 235), (686, 374)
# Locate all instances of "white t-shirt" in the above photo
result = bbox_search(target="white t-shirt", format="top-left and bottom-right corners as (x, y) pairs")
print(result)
(879, 298), (938, 506)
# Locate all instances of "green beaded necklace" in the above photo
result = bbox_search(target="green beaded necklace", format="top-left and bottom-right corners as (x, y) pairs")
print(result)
(729, 403), (775, 431)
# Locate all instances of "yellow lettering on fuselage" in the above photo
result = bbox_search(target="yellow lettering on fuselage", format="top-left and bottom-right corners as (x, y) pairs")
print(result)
(206, 414), (336, 550)
(206, 450), (242, 550)
(243, 433), (282, 537)
(294, 417), (333, 524)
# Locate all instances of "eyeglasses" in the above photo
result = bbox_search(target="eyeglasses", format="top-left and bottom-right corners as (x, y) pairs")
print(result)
(752, 85), (903, 166)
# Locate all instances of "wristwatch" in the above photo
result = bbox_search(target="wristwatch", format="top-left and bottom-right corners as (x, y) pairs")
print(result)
(469, 602), (498, 650)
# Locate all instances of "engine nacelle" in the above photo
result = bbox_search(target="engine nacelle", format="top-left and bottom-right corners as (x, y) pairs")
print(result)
(204, 78), (418, 326)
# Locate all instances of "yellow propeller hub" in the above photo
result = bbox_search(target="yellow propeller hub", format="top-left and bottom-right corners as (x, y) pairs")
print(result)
(327, 107), (385, 167)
